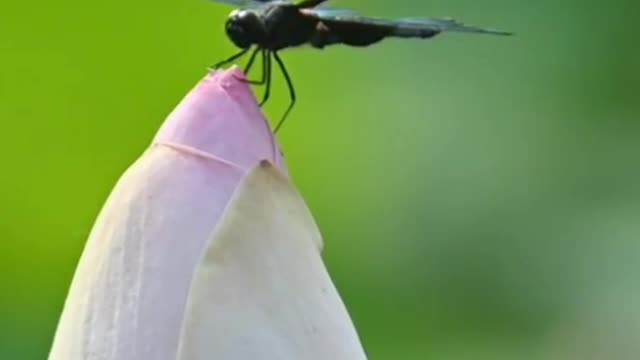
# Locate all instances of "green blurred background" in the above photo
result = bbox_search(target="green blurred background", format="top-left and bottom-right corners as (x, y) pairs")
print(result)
(2, 0), (640, 358)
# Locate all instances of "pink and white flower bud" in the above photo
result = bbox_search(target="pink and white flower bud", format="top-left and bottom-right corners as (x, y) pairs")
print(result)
(48, 68), (367, 360)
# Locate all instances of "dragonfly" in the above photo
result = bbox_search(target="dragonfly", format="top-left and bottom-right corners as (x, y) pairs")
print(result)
(210, 0), (511, 132)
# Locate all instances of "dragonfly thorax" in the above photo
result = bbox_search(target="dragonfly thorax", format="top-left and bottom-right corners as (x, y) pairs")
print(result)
(225, 10), (267, 49)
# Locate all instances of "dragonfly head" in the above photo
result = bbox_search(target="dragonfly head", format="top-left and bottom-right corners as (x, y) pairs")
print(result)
(226, 10), (266, 49)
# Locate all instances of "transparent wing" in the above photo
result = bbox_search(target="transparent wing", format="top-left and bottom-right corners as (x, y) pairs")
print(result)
(208, 0), (292, 9)
(305, 7), (358, 17)
(397, 17), (513, 36)
(307, 8), (512, 36)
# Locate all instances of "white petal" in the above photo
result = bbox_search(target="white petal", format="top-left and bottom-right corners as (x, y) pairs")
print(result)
(177, 161), (368, 360)
(48, 146), (243, 360)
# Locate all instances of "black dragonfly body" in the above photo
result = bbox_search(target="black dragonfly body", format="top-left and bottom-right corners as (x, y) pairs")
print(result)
(211, 0), (511, 132)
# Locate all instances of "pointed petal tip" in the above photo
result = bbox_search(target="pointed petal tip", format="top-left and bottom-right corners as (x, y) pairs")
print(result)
(205, 66), (249, 88)
(153, 67), (285, 171)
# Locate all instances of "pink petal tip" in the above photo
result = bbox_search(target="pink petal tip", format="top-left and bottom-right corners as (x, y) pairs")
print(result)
(154, 68), (284, 172)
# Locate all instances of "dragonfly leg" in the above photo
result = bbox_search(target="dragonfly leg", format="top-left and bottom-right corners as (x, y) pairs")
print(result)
(243, 49), (269, 86)
(210, 48), (250, 70)
(259, 51), (272, 106)
(272, 52), (296, 133)
(243, 47), (260, 76)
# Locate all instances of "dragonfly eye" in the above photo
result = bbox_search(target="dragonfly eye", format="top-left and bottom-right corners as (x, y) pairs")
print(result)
(225, 10), (264, 49)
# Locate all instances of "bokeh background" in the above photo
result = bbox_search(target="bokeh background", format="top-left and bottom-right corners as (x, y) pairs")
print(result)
(2, 0), (640, 358)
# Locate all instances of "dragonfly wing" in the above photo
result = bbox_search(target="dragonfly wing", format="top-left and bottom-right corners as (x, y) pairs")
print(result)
(208, 0), (292, 9)
(307, 8), (512, 38)
(295, 0), (331, 8)
(304, 7), (358, 17)
(398, 18), (513, 36)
